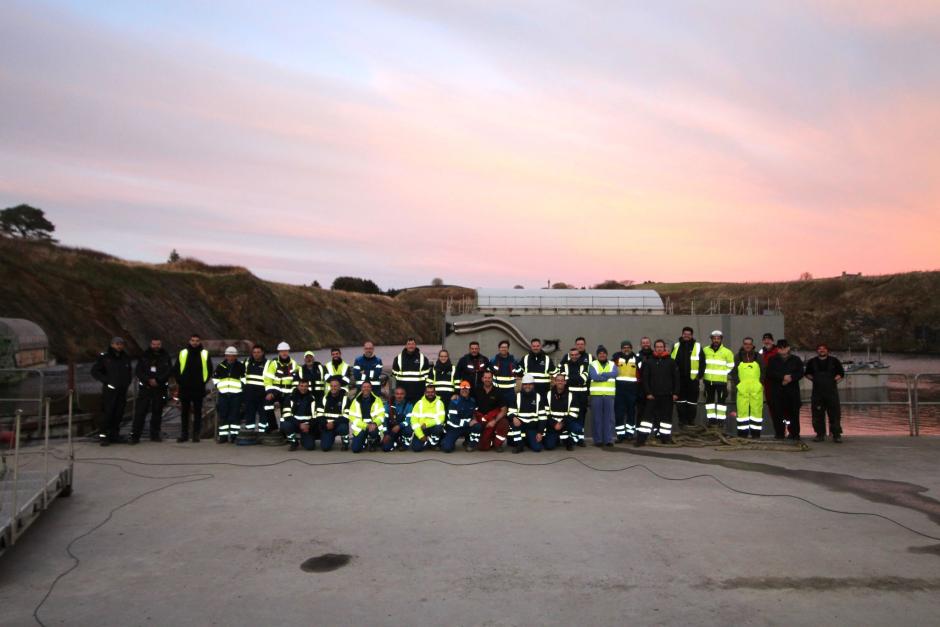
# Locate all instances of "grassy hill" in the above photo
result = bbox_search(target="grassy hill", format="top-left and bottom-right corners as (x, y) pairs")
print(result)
(0, 239), (467, 360)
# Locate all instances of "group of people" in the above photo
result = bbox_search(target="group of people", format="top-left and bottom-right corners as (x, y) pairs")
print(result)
(90, 329), (846, 450)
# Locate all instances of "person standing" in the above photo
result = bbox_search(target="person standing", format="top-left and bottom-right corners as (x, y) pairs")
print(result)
(489, 340), (519, 406)
(91, 336), (133, 446)
(730, 337), (764, 438)
(455, 341), (489, 390)
(544, 373), (580, 451)
(317, 377), (350, 452)
(759, 333), (780, 432)
(212, 346), (245, 443)
(560, 336), (594, 369)
(392, 338), (430, 404)
(174, 334), (212, 443)
(353, 341), (383, 390)
(766, 339), (804, 440)
(635, 337), (654, 427)
(475, 371), (509, 452)
(671, 327), (704, 427)
(131, 337), (172, 443)
(325, 348), (351, 388)
(429, 349), (457, 408)
(702, 330), (736, 429)
(805, 344), (845, 443)
(589, 346), (618, 447)
(636, 339), (679, 446)
(611, 340), (639, 442)
(241, 345), (269, 432)
(514, 338), (555, 398)
(263, 342), (299, 432)
(441, 381), (482, 452)
(300, 350), (327, 403)
(558, 348), (589, 447)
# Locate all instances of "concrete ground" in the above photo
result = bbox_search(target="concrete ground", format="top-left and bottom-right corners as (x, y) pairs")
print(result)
(1, 436), (940, 626)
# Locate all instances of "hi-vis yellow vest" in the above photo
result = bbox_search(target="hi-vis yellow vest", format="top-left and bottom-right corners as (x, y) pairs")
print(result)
(615, 355), (638, 382)
(589, 360), (615, 396)
(671, 342), (701, 380)
(179, 349), (209, 382)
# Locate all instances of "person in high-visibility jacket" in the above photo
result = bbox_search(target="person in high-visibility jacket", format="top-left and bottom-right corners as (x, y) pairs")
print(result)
(212, 346), (245, 443)
(488, 340), (518, 406)
(544, 373), (580, 451)
(263, 342), (299, 432)
(410, 383), (446, 451)
(731, 337), (764, 438)
(428, 349), (457, 408)
(317, 377), (350, 451)
(324, 348), (351, 388)
(353, 340), (383, 390)
(382, 385), (414, 452)
(509, 374), (547, 453)
(557, 347), (588, 447)
(174, 334), (213, 443)
(589, 346), (618, 446)
(348, 380), (386, 453)
(241, 345), (269, 432)
(702, 330), (736, 429)
(392, 338), (430, 403)
(514, 338), (555, 398)
(281, 378), (317, 451)
(441, 380), (482, 452)
(671, 327), (705, 427)
(611, 340), (640, 441)
(299, 350), (327, 403)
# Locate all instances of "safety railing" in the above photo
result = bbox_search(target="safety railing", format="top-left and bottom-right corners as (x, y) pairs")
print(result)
(912, 374), (940, 437)
(798, 371), (915, 436)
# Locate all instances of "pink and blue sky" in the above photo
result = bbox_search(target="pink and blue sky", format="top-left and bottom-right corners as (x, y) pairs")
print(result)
(1, 0), (938, 288)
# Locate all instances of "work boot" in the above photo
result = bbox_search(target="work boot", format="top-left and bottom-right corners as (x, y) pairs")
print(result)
(192, 435), (201, 443)
(605, 442), (614, 447)
(99, 438), (110, 447)
(833, 435), (842, 443)
(128, 437), (140, 445)
(634, 437), (645, 447)
(812, 435), (825, 442)
(493, 445), (504, 453)
(177, 435), (189, 443)
(341, 442), (349, 451)
(217, 437), (228, 444)
(513, 444), (524, 454)
(368, 441), (377, 452)
(289, 441), (299, 452)
(151, 434), (163, 442)
(577, 441), (586, 448)
(565, 441), (574, 451)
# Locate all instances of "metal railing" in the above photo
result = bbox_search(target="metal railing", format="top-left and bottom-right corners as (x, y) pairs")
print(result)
(912, 373), (940, 437)
(796, 371), (915, 436)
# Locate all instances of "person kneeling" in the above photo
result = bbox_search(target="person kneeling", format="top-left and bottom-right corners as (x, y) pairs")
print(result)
(382, 386), (414, 451)
(441, 381), (483, 453)
(281, 379), (318, 451)
(348, 380), (386, 453)
(544, 373), (580, 451)
(510, 374), (547, 454)
(410, 383), (445, 452)
(318, 376), (350, 451)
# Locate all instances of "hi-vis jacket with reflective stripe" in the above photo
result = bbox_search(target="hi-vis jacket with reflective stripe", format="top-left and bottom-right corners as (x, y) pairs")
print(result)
(428, 361), (457, 394)
(316, 390), (349, 427)
(324, 360), (351, 386)
(299, 361), (327, 396)
(514, 352), (555, 386)
(447, 395), (477, 429)
(702, 344), (736, 383)
(489, 354), (518, 390)
(212, 360), (245, 394)
(348, 392), (386, 436)
(548, 390), (578, 422)
(392, 350), (430, 384)
(290, 390), (316, 421)
(242, 358), (268, 397)
(671, 340), (704, 380)
(588, 360), (617, 396)
(558, 360), (588, 393)
(612, 352), (639, 383)
(178, 348), (210, 383)
(264, 357), (299, 394)
(411, 396), (446, 439)
(509, 390), (547, 425)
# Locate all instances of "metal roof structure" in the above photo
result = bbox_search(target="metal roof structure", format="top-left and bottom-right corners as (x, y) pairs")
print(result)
(0, 318), (48, 351)
(476, 288), (664, 313)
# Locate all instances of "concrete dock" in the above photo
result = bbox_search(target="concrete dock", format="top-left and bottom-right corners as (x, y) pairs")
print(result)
(1, 437), (939, 626)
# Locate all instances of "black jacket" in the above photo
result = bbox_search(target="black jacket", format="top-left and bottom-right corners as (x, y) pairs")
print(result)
(766, 353), (804, 392)
(455, 353), (489, 388)
(673, 338), (705, 379)
(804, 356), (844, 393)
(91, 347), (133, 392)
(135, 347), (172, 389)
(290, 389), (316, 421)
(641, 354), (680, 397)
(174, 345), (213, 394)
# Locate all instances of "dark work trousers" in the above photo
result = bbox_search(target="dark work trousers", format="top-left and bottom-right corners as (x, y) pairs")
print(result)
(241, 393), (266, 431)
(614, 382), (638, 439)
(703, 381), (728, 426)
(280, 418), (318, 450)
(179, 394), (204, 439)
(636, 395), (673, 444)
(772, 386), (802, 438)
(216, 393), (242, 440)
(812, 390), (842, 437)
(100, 387), (127, 442)
(676, 378), (699, 426)
(132, 385), (165, 439)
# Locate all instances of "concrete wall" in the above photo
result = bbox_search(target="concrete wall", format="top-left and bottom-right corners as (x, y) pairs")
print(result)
(444, 313), (785, 359)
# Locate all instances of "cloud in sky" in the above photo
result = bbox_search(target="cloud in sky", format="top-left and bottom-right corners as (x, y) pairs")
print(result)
(0, 0), (938, 288)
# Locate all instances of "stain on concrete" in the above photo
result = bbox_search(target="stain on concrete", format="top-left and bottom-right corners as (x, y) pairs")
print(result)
(611, 448), (940, 525)
(699, 576), (940, 591)
(301, 553), (354, 573)
(908, 544), (940, 556)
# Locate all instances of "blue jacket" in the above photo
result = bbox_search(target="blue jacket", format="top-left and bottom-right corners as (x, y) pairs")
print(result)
(447, 395), (477, 430)
(385, 399), (413, 430)
(353, 354), (383, 387)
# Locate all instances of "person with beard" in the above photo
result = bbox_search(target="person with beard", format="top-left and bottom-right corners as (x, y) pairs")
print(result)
(91, 336), (133, 446)
(702, 330), (736, 429)
(804, 344), (845, 443)
(455, 341), (489, 390)
(281, 378), (317, 451)
(514, 338), (555, 398)
(382, 385), (414, 452)
(544, 373), (580, 451)
(428, 349), (457, 408)
(348, 380), (386, 453)
(299, 350), (327, 403)
(410, 383), (446, 451)
(241, 344), (269, 432)
(759, 333), (780, 432)
(636, 339), (679, 446)
(766, 339), (804, 440)
(509, 374), (547, 453)
(317, 376), (350, 451)
(173, 333), (213, 443)
(392, 338), (430, 404)
(635, 337), (654, 422)
(611, 340), (640, 442)
(670, 327), (705, 427)
(131, 337), (172, 443)
(324, 347), (351, 388)
(557, 347), (589, 447)
(588, 346), (618, 446)
(474, 371), (510, 452)
(730, 337), (764, 438)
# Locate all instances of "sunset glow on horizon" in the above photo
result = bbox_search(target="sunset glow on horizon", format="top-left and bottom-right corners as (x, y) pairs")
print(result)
(1, 1), (938, 288)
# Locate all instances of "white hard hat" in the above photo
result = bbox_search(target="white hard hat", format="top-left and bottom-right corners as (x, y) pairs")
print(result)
(710, 330), (723, 337)
(277, 341), (291, 351)
(224, 346), (238, 356)
(521, 374), (536, 384)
